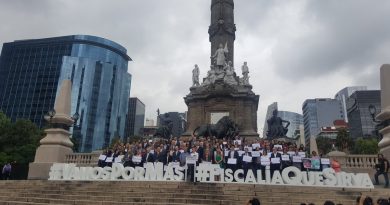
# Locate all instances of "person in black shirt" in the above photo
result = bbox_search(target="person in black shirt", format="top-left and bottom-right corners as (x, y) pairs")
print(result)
(374, 153), (389, 188)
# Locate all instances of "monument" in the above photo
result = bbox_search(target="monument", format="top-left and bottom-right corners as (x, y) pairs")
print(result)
(377, 64), (390, 159)
(184, 0), (260, 138)
(28, 79), (74, 179)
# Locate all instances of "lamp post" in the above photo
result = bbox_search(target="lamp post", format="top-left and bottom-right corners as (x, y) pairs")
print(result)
(71, 112), (80, 152)
(46, 109), (56, 127)
(368, 104), (383, 140)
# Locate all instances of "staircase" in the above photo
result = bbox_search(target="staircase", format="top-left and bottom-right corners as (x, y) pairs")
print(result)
(0, 181), (389, 205)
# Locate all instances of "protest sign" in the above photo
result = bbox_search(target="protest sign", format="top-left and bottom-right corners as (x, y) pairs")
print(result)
(243, 156), (252, 162)
(227, 158), (237, 164)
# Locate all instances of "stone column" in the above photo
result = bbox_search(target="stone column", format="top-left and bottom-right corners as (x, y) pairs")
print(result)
(28, 80), (74, 179)
(377, 64), (390, 159)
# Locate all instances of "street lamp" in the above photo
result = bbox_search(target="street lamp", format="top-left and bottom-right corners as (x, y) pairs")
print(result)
(45, 109), (56, 127)
(368, 104), (382, 140)
(71, 112), (81, 152)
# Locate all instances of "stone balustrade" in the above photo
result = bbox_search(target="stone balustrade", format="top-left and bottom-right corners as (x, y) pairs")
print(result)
(345, 154), (378, 169)
(65, 152), (101, 166)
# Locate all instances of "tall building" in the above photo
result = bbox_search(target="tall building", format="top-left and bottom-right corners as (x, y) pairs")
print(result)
(124, 97), (145, 138)
(347, 90), (381, 139)
(145, 118), (155, 126)
(0, 35), (132, 152)
(263, 102), (303, 139)
(335, 86), (367, 122)
(158, 112), (187, 138)
(302, 98), (344, 146)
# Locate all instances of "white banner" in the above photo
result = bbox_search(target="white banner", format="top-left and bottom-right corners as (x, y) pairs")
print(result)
(48, 163), (375, 189)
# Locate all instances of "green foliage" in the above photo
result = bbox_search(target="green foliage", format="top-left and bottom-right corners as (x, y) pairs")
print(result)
(0, 112), (44, 165)
(316, 136), (334, 155)
(336, 128), (353, 152)
(352, 138), (379, 154)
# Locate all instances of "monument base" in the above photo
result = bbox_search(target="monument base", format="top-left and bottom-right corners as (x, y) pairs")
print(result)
(28, 162), (53, 180)
(184, 80), (259, 139)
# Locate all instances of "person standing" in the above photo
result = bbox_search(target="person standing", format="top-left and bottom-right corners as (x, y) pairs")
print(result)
(2, 162), (11, 180)
(270, 148), (281, 178)
(374, 154), (389, 188)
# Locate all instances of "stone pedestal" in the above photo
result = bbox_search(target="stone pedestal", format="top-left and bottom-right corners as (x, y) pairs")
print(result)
(377, 64), (390, 159)
(28, 80), (74, 179)
(183, 80), (259, 138)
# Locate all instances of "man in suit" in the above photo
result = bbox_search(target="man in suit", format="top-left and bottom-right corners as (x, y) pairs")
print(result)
(270, 148), (281, 178)
(241, 147), (252, 178)
(172, 146), (181, 163)
(143, 147), (155, 163)
(226, 145), (239, 172)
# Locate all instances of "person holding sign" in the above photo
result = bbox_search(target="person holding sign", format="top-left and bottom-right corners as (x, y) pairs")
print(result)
(310, 151), (321, 171)
(241, 147), (252, 178)
(226, 145), (239, 172)
(281, 149), (291, 170)
(132, 150), (143, 167)
(291, 149), (303, 171)
(143, 147), (155, 163)
(270, 148), (281, 177)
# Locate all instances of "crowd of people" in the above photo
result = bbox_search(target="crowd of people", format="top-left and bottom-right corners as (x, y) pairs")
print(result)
(98, 135), (338, 180)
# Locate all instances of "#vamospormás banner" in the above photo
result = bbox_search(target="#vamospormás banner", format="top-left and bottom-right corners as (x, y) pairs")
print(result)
(48, 162), (374, 189)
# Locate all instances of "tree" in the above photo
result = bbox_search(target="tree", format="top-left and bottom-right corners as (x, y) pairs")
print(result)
(0, 112), (44, 178)
(316, 136), (334, 155)
(352, 138), (379, 154)
(336, 128), (353, 152)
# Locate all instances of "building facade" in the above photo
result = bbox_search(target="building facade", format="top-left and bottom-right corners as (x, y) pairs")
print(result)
(335, 86), (367, 123)
(302, 98), (344, 146)
(124, 97), (145, 138)
(347, 90), (381, 139)
(0, 35), (132, 152)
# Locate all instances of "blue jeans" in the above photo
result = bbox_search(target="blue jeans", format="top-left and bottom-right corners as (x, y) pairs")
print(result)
(374, 171), (389, 186)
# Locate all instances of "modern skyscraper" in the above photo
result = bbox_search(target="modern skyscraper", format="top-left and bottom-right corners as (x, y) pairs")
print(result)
(263, 102), (303, 139)
(124, 97), (145, 138)
(335, 86), (367, 122)
(302, 98), (344, 146)
(0, 35), (132, 152)
(347, 90), (381, 139)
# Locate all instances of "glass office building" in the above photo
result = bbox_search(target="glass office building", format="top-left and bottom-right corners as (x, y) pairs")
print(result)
(347, 90), (381, 139)
(124, 97), (145, 138)
(0, 35), (132, 152)
(302, 99), (344, 146)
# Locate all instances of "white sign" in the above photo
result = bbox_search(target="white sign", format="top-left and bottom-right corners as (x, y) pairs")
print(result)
(115, 155), (124, 163)
(224, 150), (229, 157)
(49, 163), (374, 189)
(252, 143), (260, 149)
(261, 156), (270, 166)
(227, 158), (237, 165)
(251, 151), (260, 157)
(234, 140), (242, 145)
(271, 158), (281, 164)
(321, 158), (330, 165)
(98, 155), (106, 161)
(105, 157), (113, 163)
(238, 151), (245, 156)
(132, 156), (142, 163)
(292, 156), (302, 163)
(298, 152), (306, 158)
(287, 151), (295, 156)
(281, 155), (290, 161)
(243, 156), (252, 162)
(274, 145), (283, 150)
(186, 156), (197, 164)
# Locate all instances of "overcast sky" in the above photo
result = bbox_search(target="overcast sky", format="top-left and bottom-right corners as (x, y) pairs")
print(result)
(1, 0), (389, 135)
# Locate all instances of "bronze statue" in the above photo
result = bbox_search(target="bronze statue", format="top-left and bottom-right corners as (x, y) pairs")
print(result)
(193, 116), (239, 139)
(154, 113), (173, 139)
(266, 109), (290, 139)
